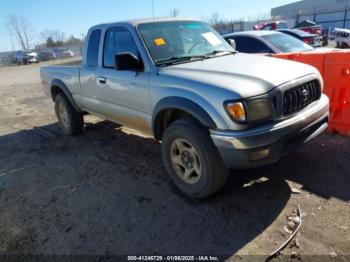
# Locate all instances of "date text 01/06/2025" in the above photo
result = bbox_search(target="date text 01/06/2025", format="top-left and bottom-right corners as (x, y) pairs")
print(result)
(127, 255), (220, 261)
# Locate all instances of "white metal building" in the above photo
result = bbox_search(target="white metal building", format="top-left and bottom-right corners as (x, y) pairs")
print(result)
(271, 0), (350, 29)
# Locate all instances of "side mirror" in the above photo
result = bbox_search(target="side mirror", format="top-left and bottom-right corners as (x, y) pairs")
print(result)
(228, 38), (236, 50)
(115, 52), (143, 71)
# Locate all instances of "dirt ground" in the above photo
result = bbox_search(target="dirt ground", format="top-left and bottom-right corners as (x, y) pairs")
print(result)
(0, 59), (349, 261)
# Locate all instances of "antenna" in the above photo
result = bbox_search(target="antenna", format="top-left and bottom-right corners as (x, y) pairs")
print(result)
(152, 0), (155, 22)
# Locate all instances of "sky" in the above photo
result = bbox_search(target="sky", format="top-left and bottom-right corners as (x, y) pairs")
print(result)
(0, 0), (297, 52)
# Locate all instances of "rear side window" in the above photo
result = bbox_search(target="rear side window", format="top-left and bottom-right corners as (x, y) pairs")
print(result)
(262, 24), (272, 31)
(230, 36), (272, 53)
(87, 29), (101, 67)
(280, 31), (299, 39)
(103, 27), (139, 68)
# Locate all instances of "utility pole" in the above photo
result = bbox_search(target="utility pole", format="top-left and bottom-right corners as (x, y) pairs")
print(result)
(345, 5), (348, 28)
(313, 8), (316, 23)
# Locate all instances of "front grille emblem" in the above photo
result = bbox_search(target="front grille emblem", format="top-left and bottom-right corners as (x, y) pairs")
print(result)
(302, 88), (310, 102)
(283, 80), (320, 116)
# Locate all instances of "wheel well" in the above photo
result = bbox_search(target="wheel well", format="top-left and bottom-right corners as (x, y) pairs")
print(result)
(50, 83), (85, 114)
(51, 85), (63, 101)
(154, 108), (200, 140)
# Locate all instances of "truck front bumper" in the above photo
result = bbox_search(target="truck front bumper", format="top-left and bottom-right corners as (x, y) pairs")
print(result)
(210, 95), (329, 169)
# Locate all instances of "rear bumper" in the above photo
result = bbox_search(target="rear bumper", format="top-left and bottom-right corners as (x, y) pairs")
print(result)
(25, 57), (38, 63)
(211, 94), (329, 169)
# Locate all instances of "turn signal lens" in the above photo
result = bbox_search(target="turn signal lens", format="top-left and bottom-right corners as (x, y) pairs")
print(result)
(226, 102), (246, 123)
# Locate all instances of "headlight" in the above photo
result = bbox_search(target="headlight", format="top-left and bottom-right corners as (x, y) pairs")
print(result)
(246, 99), (273, 122)
(225, 99), (273, 123)
(225, 102), (246, 123)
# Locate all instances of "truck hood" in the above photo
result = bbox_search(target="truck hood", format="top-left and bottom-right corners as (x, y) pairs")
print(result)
(160, 53), (318, 98)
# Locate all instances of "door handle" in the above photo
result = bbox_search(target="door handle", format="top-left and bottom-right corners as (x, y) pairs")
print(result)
(98, 76), (106, 84)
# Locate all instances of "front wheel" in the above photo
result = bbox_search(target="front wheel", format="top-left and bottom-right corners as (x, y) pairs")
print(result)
(55, 93), (84, 136)
(161, 118), (228, 198)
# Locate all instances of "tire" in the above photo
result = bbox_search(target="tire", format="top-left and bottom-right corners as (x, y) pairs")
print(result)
(342, 42), (350, 49)
(161, 118), (228, 198)
(54, 93), (84, 136)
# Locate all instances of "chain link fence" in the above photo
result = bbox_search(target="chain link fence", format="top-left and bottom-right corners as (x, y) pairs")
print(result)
(213, 5), (350, 35)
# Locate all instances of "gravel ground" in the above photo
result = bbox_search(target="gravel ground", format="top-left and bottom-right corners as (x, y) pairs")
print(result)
(0, 59), (349, 261)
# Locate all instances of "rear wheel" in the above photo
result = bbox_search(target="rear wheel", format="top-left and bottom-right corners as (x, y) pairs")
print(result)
(161, 118), (228, 198)
(341, 42), (350, 48)
(54, 93), (84, 136)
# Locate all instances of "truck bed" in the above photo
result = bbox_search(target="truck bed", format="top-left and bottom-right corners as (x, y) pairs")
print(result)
(53, 59), (82, 67)
(40, 61), (82, 99)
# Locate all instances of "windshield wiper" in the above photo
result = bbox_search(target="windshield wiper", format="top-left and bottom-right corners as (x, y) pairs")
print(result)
(156, 55), (208, 66)
(204, 50), (237, 57)
(156, 51), (236, 67)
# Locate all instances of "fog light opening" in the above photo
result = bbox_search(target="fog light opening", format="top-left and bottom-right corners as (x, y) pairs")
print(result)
(249, 149), (270, 161)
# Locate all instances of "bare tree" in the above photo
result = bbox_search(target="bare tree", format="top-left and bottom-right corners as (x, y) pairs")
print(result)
(53, 30), (65, 43)
(251, 13), (271, 23)
(40, 29), (65, 44)
(6, 15), (34, 51)
(209, 12), (223, 26)
(40, 29), (50, 43)
(207, 12), (226, 30)
(169, 8), (180, 17)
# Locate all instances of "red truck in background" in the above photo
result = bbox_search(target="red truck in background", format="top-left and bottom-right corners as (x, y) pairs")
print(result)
(254, 20), (323, 44)
(253, 21), (288, 30)
(294, 19), (323, 38)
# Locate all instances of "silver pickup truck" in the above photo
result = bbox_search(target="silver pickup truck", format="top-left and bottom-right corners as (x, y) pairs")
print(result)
(40, 18), (329, 198)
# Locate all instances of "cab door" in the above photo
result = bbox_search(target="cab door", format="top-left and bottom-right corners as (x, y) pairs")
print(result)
(94, 26), (151, 132)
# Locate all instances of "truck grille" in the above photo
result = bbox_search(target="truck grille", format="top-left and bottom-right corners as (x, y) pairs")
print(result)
(283, 80), (321, 116)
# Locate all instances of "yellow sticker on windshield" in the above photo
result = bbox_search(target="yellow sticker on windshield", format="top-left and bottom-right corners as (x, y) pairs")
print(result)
(154, 38), (166, 46)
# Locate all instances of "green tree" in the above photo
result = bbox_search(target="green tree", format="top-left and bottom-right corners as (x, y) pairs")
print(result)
(46, 37), (56, 47)
(66, 35), (82, 45)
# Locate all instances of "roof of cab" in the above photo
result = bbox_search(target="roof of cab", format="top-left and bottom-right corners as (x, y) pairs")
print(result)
(92, 17), (198, 29)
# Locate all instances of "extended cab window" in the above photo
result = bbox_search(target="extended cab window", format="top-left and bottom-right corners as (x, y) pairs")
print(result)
(87, 29), (101, 67)
(103, 27), (139, 68)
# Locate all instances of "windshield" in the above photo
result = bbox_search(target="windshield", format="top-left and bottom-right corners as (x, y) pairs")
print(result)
(262, 33), (313, 53)
(137, 21), (234, 65)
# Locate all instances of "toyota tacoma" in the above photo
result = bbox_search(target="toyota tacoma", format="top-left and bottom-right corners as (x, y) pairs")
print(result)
(40, 18), (329, 198)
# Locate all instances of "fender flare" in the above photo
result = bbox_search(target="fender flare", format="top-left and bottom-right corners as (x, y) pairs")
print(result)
(51, 79), (82, 112)
(152, 96), (217, 139)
